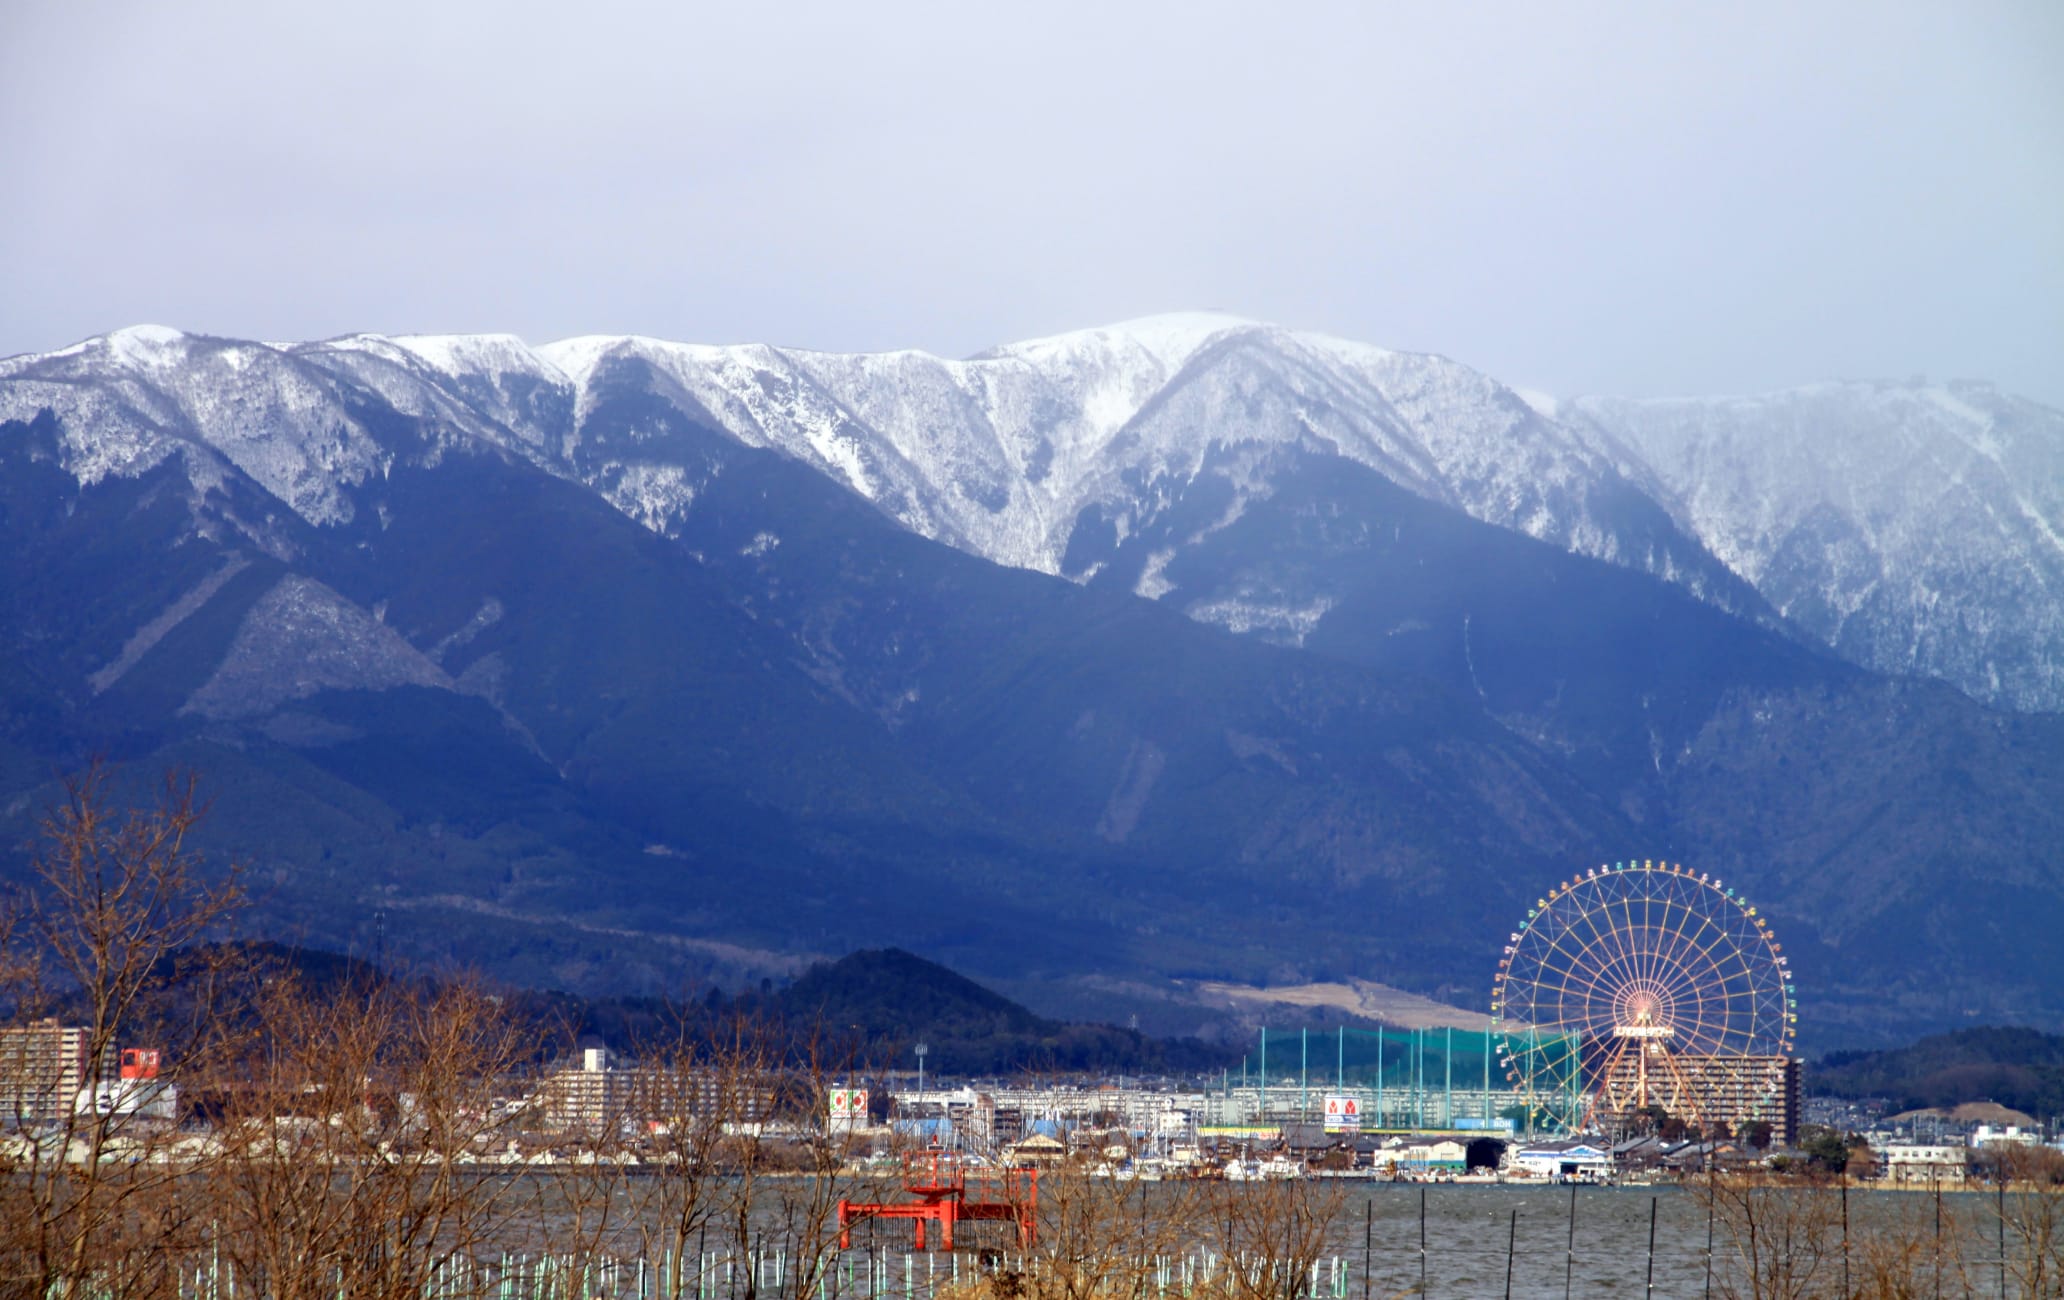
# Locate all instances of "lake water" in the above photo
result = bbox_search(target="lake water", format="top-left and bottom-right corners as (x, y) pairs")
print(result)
(1319, 1182), (1995, 1298)
(172, 1173), (2019, 1299)
(825, 1180), (2014, 1300)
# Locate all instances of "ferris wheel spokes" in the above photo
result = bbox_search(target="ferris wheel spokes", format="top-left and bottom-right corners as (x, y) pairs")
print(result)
(1492, 860), (1797, 1137)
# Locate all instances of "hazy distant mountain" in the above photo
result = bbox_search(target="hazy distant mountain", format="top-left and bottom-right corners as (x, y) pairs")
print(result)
(5, 320), (2064, 1046)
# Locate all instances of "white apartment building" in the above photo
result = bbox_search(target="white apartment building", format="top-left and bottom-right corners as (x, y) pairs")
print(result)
(1879, 1143), (1967, 1185)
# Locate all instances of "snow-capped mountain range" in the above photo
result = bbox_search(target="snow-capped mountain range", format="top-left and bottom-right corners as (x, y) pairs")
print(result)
(10, 314), (2064, 1034)
(5, 315), (2059, 711)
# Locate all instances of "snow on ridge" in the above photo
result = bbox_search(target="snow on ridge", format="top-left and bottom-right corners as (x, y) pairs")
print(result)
(4, 316), (1655, 589)
(1, 338), (90, 374)
(0, 324), (390, 527)
(113, 323), (184, 343)
(1567, 376), (2042, 418)
(1292, 328), (1402, 370)
(1569, 380), (2064, 710)
(311, 332), (572, 394)
(107, 323), (188, 365)
(388, 333), (569, 386)
(1, 325), (191, 378)
(11, 317), (2058, 708)
(534, 335), (658, 391)
(976, 311), (1262, 373)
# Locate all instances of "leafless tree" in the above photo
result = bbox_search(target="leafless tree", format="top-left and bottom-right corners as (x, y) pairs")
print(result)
(1204, 1176), (1345, 1300)
(1985, 1145), (2064, 1299)
(1688, 1172), (1845, 1300)
(0, 762), (244, 1298)
(202, 968), (546, 1300)
(724, 1016), (885, 1300)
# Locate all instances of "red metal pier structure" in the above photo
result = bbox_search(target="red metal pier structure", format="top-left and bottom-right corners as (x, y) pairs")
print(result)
(838, 1152), (1039, 1250)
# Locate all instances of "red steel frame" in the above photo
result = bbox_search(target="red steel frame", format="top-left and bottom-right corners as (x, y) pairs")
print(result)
(838, 1152), (1039, 1250)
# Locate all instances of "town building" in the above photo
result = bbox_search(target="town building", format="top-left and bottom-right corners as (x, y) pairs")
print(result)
(1511, 1140), (1612, 1179)
(1372, 1134), (1468, 1173)
(895, 1088), (998, 1145)
(1002, 1132), (1066, 1165)
(1971, 1125), (2042, 1149)
(1, 1019), (95, 1122)
(534, 1049), (770, 1136)
(1880, 1143), (1968, 1185)
(1596, 1053), (1800, 1147)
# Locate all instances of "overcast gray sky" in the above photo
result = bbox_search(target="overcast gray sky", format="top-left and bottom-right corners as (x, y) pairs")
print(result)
(3, 1), (2059, 404)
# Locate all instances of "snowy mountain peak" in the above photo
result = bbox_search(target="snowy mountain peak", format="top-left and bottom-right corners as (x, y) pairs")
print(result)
(1, 323), (192, 378)
(976, 311), (1265, 372)
(533, 334), (663, 391)
(387, 332), (566, 384)
(106, 322), (188, 354)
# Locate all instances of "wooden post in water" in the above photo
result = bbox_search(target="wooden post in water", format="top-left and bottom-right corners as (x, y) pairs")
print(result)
(1644, 1196), (1657, 1296)
(1565, 1183), (1577, 1300)
(1503, 1209), (1517, 1300)
(1704, 1156), (1715, 1300)
(1419, 1186), (1427, 1297)
(1362, 1197), (1371, 1300)
(1934, 1174), (1943, 1300)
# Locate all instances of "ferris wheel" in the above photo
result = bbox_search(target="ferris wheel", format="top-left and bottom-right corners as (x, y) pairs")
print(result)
(1490, 860), (1796, 1134)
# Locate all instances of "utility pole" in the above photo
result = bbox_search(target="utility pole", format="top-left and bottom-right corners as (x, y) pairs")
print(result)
(1413, 1028), (1423, 1127)
(1260, 1027), (1268, 1122)
(1300, 1027), (1309, 1122)
(915, 1041), (928, 1137)
(1377, 1031), (1385, 1129)
(1483, 1032), (1491, 1123)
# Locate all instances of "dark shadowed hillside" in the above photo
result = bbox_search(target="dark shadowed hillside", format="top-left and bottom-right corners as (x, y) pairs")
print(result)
(1812, 1027), (2064, 1117)
(768, 948), (1231, 1075)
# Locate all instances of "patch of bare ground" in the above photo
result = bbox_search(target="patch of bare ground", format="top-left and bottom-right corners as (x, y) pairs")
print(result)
(1888, 1100), (2038, 1126)
(1186, 978), (1499, 1030)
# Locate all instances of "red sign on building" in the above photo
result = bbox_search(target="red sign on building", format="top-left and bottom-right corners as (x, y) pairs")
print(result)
(119, 1048), (161, 1080)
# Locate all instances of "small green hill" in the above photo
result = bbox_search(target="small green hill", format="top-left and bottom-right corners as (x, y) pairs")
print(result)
(770, 948), (1228, 1076)
(778, 948), (1046, 1040)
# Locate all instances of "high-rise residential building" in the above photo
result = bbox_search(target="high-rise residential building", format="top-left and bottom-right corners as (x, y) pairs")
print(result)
(0, 1019), (94, 1121)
